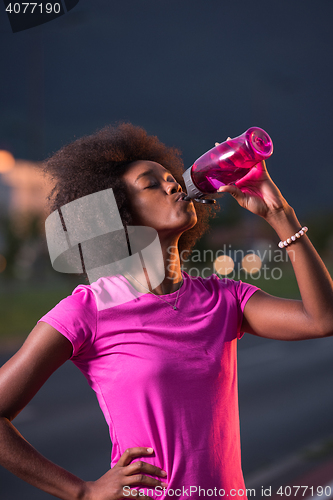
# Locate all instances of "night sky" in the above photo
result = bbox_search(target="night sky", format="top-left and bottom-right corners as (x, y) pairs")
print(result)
(1, 0), (333, 217)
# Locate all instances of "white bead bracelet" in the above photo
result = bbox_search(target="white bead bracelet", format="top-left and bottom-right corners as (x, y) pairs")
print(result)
(278, 226), (308, 248)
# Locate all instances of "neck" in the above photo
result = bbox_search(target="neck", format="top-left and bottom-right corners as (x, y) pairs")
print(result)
(151, 234), (183, 295)
(125, 235), (183, 295)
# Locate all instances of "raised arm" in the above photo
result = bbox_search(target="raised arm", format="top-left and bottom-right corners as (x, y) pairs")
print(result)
(217, 160), (333, 340)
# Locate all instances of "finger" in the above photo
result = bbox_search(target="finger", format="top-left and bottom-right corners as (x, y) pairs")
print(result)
(118, 447), (154, 467)
(215, 137), (231, 147)
(254, 159), (267, 171)
(217, 183), (244, 199)
(126, 473), (168, 489)
(126, 460), (167, 479)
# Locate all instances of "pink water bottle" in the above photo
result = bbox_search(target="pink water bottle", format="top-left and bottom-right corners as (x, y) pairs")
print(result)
(183, 127), (273, 203)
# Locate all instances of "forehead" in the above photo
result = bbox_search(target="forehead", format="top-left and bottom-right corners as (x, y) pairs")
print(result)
(124, 161), (169, 182)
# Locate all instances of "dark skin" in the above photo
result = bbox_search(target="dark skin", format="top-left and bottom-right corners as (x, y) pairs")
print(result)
(0, 159), (333, 500)
(217, 158), (333, 339)
(122, 160), (197, 294)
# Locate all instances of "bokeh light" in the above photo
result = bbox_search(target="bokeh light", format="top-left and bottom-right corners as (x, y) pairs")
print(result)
(214, 255), (235, 276)
(241, 253), (262, 274)
(0, 150), (15, 173)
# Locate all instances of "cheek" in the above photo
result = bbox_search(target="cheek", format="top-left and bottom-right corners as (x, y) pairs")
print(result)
(186, 204), (197, 221)
(190, 211), (198, 228)
(130, 199), (162, 224)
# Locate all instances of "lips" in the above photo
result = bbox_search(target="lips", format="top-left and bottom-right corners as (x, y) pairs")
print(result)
(175, 192), (189, 202)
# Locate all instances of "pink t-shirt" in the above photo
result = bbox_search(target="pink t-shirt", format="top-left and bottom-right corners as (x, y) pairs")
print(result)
(39, 272), (259, 499)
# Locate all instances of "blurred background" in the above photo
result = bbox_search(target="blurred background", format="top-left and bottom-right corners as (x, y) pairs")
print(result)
(0, 0), (333, 498)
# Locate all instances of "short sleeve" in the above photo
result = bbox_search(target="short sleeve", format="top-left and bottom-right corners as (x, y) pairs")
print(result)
(234, 280), (260, 338)
(38, 285), (97, 359)
(218, 277), (260, 339)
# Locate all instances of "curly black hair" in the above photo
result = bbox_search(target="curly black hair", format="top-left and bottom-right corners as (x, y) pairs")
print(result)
(43, 123), (219, 269)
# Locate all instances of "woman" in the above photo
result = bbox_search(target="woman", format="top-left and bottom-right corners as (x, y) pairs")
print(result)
(0, 123), (332, 500)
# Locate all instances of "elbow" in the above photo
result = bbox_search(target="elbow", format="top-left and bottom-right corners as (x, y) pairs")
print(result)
(321, 326), (333, 338)
(314, 317), (333, 338)
(0, 408), (16, 422)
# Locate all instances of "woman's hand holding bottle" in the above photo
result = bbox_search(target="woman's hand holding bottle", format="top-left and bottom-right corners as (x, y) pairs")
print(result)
(216, 148), (289, 221)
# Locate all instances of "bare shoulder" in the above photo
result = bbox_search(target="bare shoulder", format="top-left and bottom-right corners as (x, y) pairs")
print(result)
(0, 322), (73, 420)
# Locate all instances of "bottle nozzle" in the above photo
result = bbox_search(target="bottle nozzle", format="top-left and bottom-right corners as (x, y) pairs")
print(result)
(183, 194), (216, 204)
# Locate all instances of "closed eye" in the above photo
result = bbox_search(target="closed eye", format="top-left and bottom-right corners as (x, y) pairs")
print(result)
(144, 174), (177, 189)
(145, 183), (159, 189)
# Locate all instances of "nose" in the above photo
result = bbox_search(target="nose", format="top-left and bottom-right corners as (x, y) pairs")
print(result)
(166, 180), (182, 195)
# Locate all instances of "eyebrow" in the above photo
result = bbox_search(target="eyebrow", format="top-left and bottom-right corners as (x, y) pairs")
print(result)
(134, 168), (172, 184)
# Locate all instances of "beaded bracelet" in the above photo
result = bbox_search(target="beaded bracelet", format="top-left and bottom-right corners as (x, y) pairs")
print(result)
(278, 226), (308, 248)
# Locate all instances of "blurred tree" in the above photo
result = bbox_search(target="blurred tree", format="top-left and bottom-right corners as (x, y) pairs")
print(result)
(0, 213), (43, 279)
